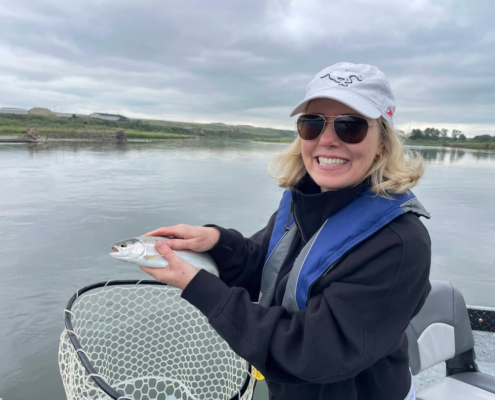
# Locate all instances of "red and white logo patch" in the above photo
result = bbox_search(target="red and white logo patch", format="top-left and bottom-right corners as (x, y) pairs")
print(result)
(386, 107), (394, 120)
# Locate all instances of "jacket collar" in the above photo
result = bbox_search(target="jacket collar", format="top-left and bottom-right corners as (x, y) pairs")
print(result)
(290, 174), (370, 243)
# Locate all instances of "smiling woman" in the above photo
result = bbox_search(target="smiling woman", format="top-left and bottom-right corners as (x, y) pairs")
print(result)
(140, 62), (431, 400)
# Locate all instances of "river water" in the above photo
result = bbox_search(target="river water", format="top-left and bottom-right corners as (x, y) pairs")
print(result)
(0, 139), (494, 399)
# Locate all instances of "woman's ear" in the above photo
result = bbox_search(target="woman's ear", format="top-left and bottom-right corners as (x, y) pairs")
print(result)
(377, 141), (384, 156)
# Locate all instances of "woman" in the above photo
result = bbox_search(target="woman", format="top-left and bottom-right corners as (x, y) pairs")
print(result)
(141, 62), (431, 400)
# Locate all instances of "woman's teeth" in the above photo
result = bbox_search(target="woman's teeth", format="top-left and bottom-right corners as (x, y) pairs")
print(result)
(317, 157), (349, 167)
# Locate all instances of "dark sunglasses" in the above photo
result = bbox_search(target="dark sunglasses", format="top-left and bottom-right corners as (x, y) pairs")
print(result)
(296, 114), (374, 144)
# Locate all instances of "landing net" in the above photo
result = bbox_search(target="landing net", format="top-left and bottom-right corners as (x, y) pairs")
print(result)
(59, 280), (256, 400)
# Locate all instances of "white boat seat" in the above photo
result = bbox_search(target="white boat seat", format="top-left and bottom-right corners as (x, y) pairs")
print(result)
(406, 280), (495, 399)
(417, 374), (495, 400)
(449, 372), (495, 395)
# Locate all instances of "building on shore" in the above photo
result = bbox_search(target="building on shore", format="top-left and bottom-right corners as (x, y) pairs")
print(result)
(90, 112), (128, 121)
(55, 113), (74, 118)
(0, 107), (29, 115)
(29, 107), (54, 116)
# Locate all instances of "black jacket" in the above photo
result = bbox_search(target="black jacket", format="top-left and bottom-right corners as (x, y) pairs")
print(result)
(181, 175), (431, 400)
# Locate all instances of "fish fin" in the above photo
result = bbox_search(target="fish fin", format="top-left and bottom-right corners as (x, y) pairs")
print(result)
(144, 255), (163, 260)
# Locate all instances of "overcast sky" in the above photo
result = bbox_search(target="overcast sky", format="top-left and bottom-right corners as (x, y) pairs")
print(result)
(1, 0), (494, 136)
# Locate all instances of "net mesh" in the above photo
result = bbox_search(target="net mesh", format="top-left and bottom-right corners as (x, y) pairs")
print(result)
(59, 283), (255, 400)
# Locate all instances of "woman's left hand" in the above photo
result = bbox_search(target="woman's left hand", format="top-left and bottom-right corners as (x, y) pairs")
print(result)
(139, 241), (200, 290)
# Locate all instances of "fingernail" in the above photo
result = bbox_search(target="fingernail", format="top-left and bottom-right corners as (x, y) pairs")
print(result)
(156, 241), (166, 250)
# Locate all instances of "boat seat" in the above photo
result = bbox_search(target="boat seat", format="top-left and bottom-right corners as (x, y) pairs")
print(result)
(416, 374), (495, 399)
(406, 280), (495, 399)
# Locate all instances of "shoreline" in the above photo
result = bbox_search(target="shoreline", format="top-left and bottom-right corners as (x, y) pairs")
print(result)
(406, 142), (495, 151)
(252, 137), (495, 151)
(2, 133), (494, 151)
(0, 133), (197, 143)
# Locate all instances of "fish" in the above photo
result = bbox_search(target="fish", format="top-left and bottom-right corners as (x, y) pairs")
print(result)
(109, 236), (219, 277)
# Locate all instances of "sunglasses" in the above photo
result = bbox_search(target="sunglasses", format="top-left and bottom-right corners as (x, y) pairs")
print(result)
(296, 114), (374, 144)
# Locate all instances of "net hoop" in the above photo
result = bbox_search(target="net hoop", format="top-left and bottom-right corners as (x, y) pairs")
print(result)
(60, 280), (255, 400)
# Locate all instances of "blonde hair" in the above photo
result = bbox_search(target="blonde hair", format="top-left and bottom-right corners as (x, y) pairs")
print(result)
(268, 117), (425, 197)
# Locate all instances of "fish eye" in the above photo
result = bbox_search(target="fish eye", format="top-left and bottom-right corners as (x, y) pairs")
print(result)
(120, 243), (127, 248)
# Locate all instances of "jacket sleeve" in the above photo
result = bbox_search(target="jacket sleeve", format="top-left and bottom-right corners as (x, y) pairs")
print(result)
(203, 211), (277, 299)
(181, 218), (431, 384)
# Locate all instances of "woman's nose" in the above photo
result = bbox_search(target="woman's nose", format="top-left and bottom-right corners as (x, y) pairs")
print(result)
(318, 122), (341, 147)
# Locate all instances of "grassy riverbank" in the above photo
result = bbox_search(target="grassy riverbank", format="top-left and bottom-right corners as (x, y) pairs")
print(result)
(0, 130), (195, 140)
(406, 140), (495, 150)
(252, 137), (294, 143)
(0, 114), (293, 140)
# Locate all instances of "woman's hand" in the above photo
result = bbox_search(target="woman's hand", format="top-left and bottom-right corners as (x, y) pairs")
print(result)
(139, 242), (200, 290)
(144, 224), (220, 252)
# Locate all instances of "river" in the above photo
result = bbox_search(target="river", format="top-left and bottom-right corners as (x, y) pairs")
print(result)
(0, 139), (494, 399)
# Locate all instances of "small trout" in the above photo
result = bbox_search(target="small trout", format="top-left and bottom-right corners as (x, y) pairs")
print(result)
(109, 236), (219, 277)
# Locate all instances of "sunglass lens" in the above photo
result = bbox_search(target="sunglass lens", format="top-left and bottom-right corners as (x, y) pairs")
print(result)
(334, 116), (368, 144)
(297, 115), (325, 140)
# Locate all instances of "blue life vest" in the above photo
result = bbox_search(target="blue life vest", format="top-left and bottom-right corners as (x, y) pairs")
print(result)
(258, 188), (429, 312)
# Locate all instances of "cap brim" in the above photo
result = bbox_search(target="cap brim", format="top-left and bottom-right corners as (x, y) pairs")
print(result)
(290, 90), (381, 119)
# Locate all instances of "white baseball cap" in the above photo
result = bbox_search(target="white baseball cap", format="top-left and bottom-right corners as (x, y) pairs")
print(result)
(290, 62), (396, 125)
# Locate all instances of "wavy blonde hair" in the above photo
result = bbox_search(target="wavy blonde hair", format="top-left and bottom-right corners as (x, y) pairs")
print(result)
(268, 117), (425, 197)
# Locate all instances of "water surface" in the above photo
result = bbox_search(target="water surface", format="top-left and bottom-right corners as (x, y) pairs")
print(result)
(0, 140), (494, 399)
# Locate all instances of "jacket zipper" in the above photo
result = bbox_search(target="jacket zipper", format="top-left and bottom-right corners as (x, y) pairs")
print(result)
(284, 201), (294, 232)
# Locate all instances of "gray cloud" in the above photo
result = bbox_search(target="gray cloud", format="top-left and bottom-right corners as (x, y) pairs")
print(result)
(1, 0), (494, 136)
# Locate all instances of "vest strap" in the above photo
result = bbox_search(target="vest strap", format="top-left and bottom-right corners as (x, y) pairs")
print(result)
(259, 222), (297, 308)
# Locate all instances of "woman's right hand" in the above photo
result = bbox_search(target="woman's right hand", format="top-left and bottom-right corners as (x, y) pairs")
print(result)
(143, 224), (220, 252)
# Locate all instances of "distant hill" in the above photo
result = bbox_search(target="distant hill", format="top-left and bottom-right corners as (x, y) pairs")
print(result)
(0, 113), (296, 139)
(137, 118), (295, 139)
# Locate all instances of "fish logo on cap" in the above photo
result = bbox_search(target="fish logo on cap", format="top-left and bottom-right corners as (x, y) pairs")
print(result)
(321, 70), (362, 87)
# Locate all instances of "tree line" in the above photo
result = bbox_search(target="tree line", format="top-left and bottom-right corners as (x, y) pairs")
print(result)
(408, 127), (495, 143)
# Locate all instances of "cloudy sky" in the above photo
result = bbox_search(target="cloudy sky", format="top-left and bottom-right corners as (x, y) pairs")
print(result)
(1, 0), (494, 136)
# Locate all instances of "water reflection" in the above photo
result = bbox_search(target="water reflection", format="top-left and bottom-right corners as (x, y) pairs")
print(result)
(413, 147), (466, 164)
(12, 140), (131, 156)
(6, 141), (495, 164)
(410, 146), (495, 166)
(0, 138), (289, 162)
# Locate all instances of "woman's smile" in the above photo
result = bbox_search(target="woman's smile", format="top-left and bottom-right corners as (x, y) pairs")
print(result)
(315, 156), (350, 169)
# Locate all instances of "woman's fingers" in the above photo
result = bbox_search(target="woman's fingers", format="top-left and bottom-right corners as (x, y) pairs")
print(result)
(139, 265), (164, 280)
(140, 242), (201, 290)
(143, 224), (188, 238)
(166, 238), (195, 250)
(155, 242), (182, 264)
(142, 225), (219, 252)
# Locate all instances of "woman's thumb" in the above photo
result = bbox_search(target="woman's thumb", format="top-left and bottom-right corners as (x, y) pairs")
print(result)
(155, 242), (180, 264)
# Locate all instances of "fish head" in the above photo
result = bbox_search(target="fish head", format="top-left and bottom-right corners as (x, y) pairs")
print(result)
(109, 238), (145, 261)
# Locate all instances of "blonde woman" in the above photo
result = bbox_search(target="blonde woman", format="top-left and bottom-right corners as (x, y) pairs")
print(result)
(141, 62), (431, 400)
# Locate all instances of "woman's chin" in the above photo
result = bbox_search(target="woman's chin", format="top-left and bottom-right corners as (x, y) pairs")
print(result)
(312, 171), (358, 192)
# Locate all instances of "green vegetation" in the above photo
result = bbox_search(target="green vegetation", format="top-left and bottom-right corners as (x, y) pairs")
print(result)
(252, 137), (295, 143)
(448, 142), (495, 150)
(0, 113), (294, 140)
(405, 139), (445, 146)
(125, 132), (194, 140)
(405, 127), (495, 150)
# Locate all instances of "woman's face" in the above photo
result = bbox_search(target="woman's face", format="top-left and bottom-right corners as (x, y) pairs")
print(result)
(301, 98), (383, 192)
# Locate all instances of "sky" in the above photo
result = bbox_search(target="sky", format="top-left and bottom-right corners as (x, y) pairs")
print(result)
(1, 0), (494, 137)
